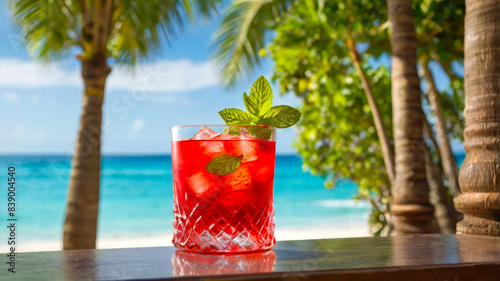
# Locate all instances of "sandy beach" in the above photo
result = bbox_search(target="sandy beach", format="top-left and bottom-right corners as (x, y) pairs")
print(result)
(15, 224), (370, 253)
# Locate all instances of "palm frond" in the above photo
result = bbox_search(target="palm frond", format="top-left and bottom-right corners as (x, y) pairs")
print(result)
(212, 0), (290, 86)
(9, 0), (81, 62)
(110, 0), (220, 65)
(10, 0), (221, 64)
(192, 0), (221, 17)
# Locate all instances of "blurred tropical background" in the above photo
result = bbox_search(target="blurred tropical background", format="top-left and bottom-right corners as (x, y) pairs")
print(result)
(0, 0), (469, 252)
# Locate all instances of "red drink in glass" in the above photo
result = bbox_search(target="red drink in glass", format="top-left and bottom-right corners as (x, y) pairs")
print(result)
(171, 126), (276, 253)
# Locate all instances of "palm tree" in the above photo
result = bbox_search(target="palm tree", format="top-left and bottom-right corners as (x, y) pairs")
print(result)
(421, 61), (461, 199)
(212, 0), (396, 186)
(455, 0), (500, 236)
(386, 0), (436, 234)
(414, 0), (465, 201)
(9, 0), (218, 249)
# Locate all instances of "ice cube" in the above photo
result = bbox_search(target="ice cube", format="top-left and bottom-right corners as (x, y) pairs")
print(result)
(235, 141), (259, 163)
(217, 128), (258, 162)
(213, 127), (258, 141)
(192, 127), (220, 140)
(223, 166), (252, 191)
(200, 141), (225, 156)
(237, 128), (255, 140)
(211, 128), (257, 162)
(187, 171), (220, 197)
(212, 133), (240, 140)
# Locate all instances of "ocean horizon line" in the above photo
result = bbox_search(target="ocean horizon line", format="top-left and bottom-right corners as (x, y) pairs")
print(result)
(0, 153), (304, 158)
(0, 152), (467, 158)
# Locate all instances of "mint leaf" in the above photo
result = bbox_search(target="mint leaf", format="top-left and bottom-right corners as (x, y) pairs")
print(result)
(205, 154), (243, 175)
(243, 92), (259, 116)
(258, 105), (301, 128)
(218, 108), (255, 125)
(247, 126), (273, 140)
(222, 126), (241, 136)
(248, 76), (273, 116)
(228, 127), (241, 135)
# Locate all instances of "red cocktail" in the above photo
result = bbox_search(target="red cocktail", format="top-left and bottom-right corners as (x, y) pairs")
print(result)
(171, 125), (276, 253)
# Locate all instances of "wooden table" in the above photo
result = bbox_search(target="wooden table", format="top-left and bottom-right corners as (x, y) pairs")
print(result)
(11, 234), (500, 280)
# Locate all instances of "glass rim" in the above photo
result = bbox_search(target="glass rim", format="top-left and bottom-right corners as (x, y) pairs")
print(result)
(170, 124), (276, 130)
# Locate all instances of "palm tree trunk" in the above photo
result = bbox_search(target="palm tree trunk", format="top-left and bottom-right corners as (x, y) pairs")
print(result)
(424, 145), (457, 234)
(347, 37), (395, 187)
(423, 118), (439, 156)
(455, 0), (500, 236)
(423, 118), (459, 233)
(421, 61), (461, 198)
(387, 0), (436, 234)
(63, 54), (110, 249)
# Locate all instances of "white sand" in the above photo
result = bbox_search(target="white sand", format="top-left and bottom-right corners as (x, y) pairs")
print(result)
(12, 224), (369, 253)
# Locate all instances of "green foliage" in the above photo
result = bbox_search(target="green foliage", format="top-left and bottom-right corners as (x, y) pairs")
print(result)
(9, 0), (78, 62)
(110, 0), (219, 64)
(269, 0), (392, 235)
(9, 0), (220, 64)
(413, 0), (464, 63)
(213, 0), (465, 236)
(109, 1), (187, 64)
(413, 0), (465, 141)
(212, 0), (290, 85)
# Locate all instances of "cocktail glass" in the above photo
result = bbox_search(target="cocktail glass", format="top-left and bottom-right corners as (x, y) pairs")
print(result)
(170, 125), (276, 253)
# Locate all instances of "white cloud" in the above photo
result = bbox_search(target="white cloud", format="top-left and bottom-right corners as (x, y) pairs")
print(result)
(0, 59), (80, 88)
(107, 60), (219, 92)
(128, 118), (147, 141)
(1, 91), (19, 104)
(0, 58), (219, 93)
(146, 94), (192, 104)
(130, 118), (145, 131)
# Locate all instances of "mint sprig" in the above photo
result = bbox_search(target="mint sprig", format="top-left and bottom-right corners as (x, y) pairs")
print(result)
(218, 76), (301, 130)
(207, 76), (300, 176)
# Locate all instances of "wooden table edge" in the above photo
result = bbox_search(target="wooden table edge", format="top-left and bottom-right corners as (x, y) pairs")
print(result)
(135, 262), (500, 281)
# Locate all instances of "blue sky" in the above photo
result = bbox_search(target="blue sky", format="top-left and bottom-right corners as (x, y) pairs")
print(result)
(0, 2), (463, 155)
(0, 2), (300, 155)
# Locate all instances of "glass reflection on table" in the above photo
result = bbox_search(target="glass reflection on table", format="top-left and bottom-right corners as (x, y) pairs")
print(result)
(172, 250), (276, 277)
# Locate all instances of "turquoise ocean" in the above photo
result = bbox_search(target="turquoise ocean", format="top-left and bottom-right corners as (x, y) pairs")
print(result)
(0, 154), (465, 243)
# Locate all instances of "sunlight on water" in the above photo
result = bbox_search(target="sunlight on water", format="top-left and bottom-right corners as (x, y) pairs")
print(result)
(312, 199), (371, 209)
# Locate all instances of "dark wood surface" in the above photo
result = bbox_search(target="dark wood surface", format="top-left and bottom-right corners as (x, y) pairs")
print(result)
(9, 234), (500, 280)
